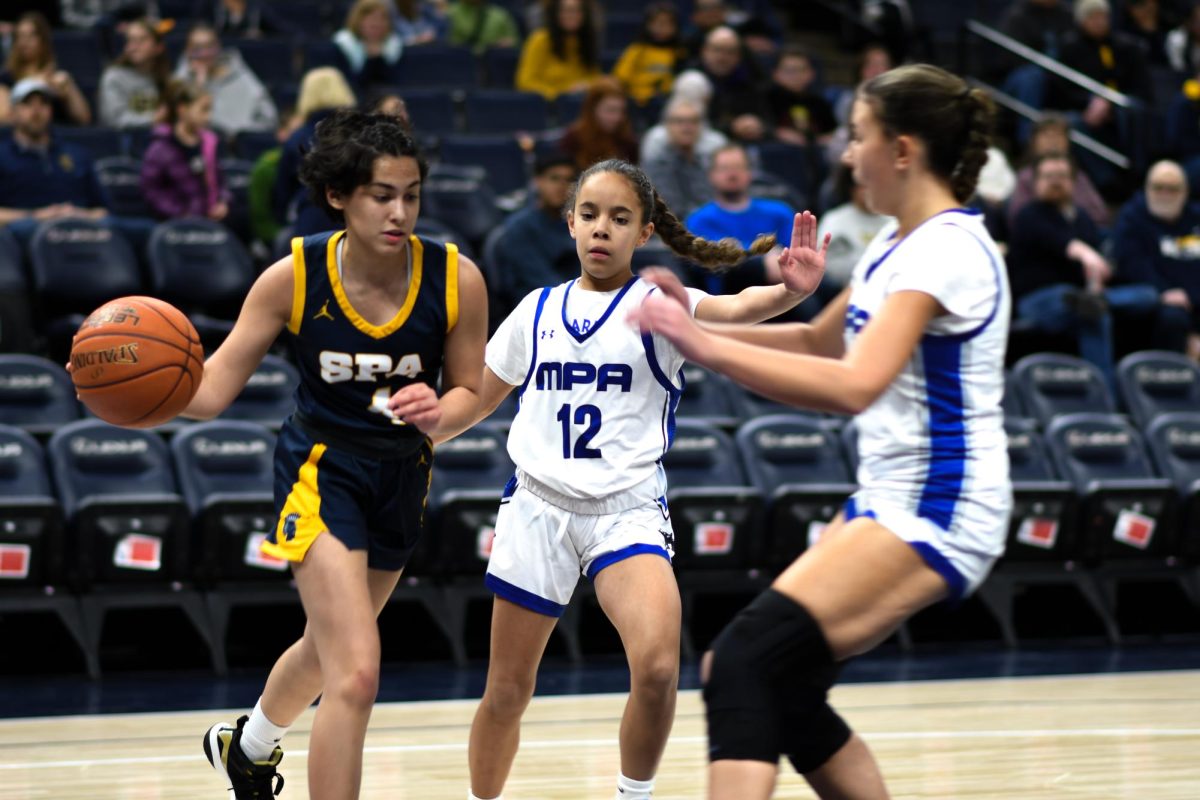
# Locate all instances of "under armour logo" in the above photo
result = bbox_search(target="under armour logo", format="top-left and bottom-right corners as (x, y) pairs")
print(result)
(313, 300), (335, 321)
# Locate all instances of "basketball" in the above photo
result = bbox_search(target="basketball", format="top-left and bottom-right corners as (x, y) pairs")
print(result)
(69, 296), (205, 428)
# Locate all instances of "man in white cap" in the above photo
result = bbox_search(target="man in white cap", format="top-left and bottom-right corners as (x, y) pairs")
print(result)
(0, 77), (109, 235)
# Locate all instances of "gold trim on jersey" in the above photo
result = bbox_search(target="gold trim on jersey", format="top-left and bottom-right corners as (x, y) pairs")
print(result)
(325, 231), (423, 340)
(445, 242), (459, 332)
(287, 237), (307, 335)
(262, 443), (328, 563)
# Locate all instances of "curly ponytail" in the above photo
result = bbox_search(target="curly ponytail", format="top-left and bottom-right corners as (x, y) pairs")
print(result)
(949, 87), (994, 203)
(565, 158), (777, 273)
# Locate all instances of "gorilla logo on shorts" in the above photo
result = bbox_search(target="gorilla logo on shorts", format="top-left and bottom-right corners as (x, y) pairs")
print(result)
(282, 513), (300, 542)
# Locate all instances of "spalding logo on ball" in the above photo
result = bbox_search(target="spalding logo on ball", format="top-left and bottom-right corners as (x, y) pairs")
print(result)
(70, 296), (205, 428)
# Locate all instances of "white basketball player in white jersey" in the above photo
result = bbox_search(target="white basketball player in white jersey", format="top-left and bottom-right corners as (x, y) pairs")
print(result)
(433, 159), (831, 800)
(630, 65), (1012, 799)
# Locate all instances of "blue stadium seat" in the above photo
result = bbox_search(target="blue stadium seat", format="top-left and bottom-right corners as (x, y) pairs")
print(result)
(464, 89), (550, 134)
(604, 14), (642, 51)
(1116, 350), (1200, 430)
(754, 141), (813, 199)
(302, 39), (341, 72)
(47, 419), (190, 588)
(1004, 423), (1077, 562)
(430, 423), (514, 578)
(94, 156), (152, 217)
(234, 129), (280, 162)
(0, 355), (81, 436)
(735, 414), (855, 571)
(483, 47), (520, 88)
(438, 134), (529, 196)
(675, 365), (742, 427)
(146, 218), (256, 337)
(219, 158), (255, 241)
(401, 88), (459, 136)
(52, 126), (123, 161)
(52, 30), (105, 82)
(0, 226), (21, 287)
(420, 164), (503, 245)
(552, 92), (584, 126)
(1044, 413), (1176, 562)
(1002, 368), (1034, 428)
(28, 219), (142, 327)
(414, 217), (474, 259)
(396, 45), (479, 89)
(221, 354), (298, 428)
(1145, 412), (1200, 560)
(0, 425), (62, 587)
(663, 419), (763, 571)
(170, 420), (280, 585)
(123, 125), (154, 159)
(1012, 353), (1115, 429)
(0, 228), (38, 354)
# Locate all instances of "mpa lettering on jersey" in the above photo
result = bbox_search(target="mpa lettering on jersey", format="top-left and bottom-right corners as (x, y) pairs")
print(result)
(319, 351), (424, 383)
(534, 361), (633, 392)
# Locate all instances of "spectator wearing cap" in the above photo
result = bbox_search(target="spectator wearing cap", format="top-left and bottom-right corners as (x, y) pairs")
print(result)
(493, 154), (579, 305)
(0, 78), (109, 235)
(1112, 160), (1200, 354)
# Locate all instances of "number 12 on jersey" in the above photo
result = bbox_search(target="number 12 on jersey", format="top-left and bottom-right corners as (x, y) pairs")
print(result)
(557, 403), (602, 458)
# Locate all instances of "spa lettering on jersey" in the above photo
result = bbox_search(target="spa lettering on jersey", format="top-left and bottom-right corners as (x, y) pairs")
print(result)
(534, 361), (633, 392)
(319, 351), (424, 383)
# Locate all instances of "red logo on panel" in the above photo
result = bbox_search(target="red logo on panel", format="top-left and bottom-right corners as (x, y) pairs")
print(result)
(477, 526), (496, 560)
(1113, 510), (1155, 550)
(245, 533), (288, 571)
(695, 522), (734, 555)
(0, 544), (31, 579)
(113, 534), (162, 571)
(1017, 517), (1059, 550)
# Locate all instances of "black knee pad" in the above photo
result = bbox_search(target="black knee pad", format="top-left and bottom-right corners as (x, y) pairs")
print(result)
(703, 589), (850, 770)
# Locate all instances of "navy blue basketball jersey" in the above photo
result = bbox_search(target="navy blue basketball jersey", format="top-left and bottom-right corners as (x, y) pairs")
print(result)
(285, 230), (459, 443)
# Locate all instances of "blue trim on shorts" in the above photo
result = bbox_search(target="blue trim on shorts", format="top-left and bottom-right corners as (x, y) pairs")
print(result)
(485, 572), (566, 618)
(908, 541), (968, 601)
(586, 543), (671, 581)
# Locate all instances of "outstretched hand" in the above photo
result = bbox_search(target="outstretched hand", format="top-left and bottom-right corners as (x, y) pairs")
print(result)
(627, 293), (710, 363)
(639, 267), (691, 309)
(777, 211), (829, 297)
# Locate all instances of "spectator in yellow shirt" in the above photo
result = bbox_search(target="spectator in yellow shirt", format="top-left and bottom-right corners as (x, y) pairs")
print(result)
(515, 0), (601, 100)
(613, 2), (688, 106)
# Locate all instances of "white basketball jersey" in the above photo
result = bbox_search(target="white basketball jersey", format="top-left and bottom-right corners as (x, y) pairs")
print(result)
(487, 277), (706, 505)
(845, 209), (1012, 533)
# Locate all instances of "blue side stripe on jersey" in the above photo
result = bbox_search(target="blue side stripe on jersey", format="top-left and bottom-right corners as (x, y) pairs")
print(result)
(586, 543), (671, 581)
(918, 337), (966, 530)
(908, 541), (968, 601)
(518, 287), (554, 397)
(562, 276), (638, 343)
(485, 573), (566, 617)
(641, 331), (682, 453)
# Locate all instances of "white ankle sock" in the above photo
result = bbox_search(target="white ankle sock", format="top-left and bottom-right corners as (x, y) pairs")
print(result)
(239, 698), (290, 762)
(468, 793), (501, 800)
(616, 773), (655, 799)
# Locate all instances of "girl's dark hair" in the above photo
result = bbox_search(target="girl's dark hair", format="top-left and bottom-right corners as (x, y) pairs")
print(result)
(299, 108), (429, 223)
(638, 2), (680, 46)
(6, 12), (54, 78)
(859, 63), (994, 203)
(565, 159), (776, 271)
(163, 78), (208, 124)
(544, 0), (598, 70)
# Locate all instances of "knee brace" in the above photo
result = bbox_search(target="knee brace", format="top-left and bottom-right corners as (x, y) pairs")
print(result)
(703, 589), (850, 771)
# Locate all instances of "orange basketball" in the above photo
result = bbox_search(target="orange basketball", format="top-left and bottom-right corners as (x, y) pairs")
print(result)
(70, 296), (205, 428)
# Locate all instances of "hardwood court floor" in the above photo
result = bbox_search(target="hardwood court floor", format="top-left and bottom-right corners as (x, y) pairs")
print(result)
(1, 670), (1197, 799)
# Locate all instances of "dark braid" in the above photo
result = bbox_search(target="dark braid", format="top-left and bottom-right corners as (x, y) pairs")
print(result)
(565, 159), (776, 272)
(949, 88), (994, 203)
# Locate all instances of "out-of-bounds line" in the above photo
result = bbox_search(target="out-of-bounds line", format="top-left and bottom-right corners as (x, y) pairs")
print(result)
(4, 729), (1200, 771)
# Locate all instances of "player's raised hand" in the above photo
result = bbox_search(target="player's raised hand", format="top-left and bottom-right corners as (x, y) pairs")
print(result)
(778, 211), (829, 297)
(628, 293), (710, 363)
(639, 266), (691, 309)
(387, 382), (442, 434)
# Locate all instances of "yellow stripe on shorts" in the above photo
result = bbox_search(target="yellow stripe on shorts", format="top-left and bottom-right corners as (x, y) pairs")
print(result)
(262, 443), (329, 563)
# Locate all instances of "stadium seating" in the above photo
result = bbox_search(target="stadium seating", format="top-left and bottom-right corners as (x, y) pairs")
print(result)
(1012, 353), (1115, 429)
(0, 354), (81, 436)
(0, 425), (63, 587)
(437, 134), (529, 197)
(675, 365), (742, 428)
(221, 354), (299, 429)
(464, 89), (551, 134)
(402, 89), (460, 137)
(1145, 413), (1200, 560)
(1116, 350), (1200, 430)
(396, 45), (479, 89)
(736, 414), (855, 572)
(94, 156), (152, 218)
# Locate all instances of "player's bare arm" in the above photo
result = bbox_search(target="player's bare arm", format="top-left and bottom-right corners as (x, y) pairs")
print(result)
(181, 257), (293, 420)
